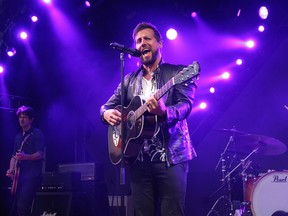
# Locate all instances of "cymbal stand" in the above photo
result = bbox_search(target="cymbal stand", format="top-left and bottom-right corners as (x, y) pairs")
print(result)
(223, 147), (259, 216)
(207, 135), (235, 216)
(224, 147), (259, 180)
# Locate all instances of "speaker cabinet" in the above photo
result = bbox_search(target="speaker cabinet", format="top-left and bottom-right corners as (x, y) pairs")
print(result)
(57, 162), (104, 181)
(31, 192), (88, 216)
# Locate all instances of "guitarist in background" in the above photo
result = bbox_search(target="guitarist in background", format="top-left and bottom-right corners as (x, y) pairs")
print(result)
(100, 22), (198, 216)
(6, 106), (45, 216)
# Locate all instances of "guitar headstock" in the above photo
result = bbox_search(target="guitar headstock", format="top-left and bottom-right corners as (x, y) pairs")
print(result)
(174, 61), (200, 85)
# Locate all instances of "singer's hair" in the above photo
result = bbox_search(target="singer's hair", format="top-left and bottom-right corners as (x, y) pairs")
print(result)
(16, 105), (35, 119)
(132, 22), (162, 42)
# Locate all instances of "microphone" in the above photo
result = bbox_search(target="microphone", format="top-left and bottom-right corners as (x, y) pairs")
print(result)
(110, 42), (141, 57)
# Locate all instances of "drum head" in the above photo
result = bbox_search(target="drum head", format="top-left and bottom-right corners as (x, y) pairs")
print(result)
(251, 170), (288, 216)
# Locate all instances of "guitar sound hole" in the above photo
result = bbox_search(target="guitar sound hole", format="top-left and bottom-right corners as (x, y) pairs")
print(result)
(127, 111), (136, 130)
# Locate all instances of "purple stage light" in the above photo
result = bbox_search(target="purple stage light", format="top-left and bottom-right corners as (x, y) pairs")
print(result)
(31, 16), (38, 22)
(236, 59), (243, 65)
(209, 87), (215, 94)
(237, 9), (241, 17)
(85, 1), (91, 7)
(259, 6), (268, 20)
(199, 102), (207, 109)
(246, 40), (255, 48)
(19, 31), (28, 40)
(191, 12), (197, 18)
(222, 72), (230, 79)
(258, 25), (265, 32)
(7, 48), (16, 57)
(166, 28), (177, 40)
(0, 65), (4, 73)
(42, 0), (51, 4)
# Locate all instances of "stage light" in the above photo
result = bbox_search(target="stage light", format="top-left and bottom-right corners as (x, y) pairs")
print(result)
(166, 28), (177, 40)
(222, 72), (230, 79)
(237, 9), (241, 17)
(191, 12), (197, 18)
(246, 40), (255, 48)
(209, 87), (215, 93)
(19, 31), (28, 40)
(0, 65), (4, 73)
(7, 48), (16, 57)
(199, 102), (207, 109)
(85, 1), (91, 7)
(258, 25), (265, 32)
(236, 59), (243, 65)
(42, 0), (51, 4)
(259, 6), (268, 20)
(31, 15), (38, 22)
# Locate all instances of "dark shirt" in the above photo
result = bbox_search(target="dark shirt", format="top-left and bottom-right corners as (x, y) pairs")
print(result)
(13, 127), (45, 178)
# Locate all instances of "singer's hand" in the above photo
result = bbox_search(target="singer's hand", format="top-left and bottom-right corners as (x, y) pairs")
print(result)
(146, 96), (167, 116)
(104, 109), (122, 126)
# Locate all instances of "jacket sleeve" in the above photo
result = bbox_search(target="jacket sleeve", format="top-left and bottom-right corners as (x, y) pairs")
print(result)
(99, 74), (131, 124)
(165, 80), (197, 126)
(99, 82), (122, 124)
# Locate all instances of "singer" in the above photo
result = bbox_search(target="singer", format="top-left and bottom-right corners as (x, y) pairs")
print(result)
(100, 22), (199, 216)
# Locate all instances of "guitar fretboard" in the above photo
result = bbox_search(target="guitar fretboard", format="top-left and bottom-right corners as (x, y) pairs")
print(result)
(133, 78), (174, 120)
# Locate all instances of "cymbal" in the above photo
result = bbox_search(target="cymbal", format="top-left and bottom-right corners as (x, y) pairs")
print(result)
(215, 127), (247, 134)
(231, 134), (287, 156)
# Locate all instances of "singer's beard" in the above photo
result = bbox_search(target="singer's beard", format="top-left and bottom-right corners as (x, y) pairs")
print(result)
(141, 49), (159, 66)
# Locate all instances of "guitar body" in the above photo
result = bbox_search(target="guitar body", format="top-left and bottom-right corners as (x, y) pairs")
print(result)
(108, 96), (156, 165)
(11, 163), (20, 195)
(10, 133), (32, 195)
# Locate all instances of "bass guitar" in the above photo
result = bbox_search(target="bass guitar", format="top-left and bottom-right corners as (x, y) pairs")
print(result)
(108, 61), (200, 166)
(10, 133), (32, 195)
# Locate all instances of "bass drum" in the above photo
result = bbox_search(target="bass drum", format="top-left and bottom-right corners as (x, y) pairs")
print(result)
(251, 170), (288, 216)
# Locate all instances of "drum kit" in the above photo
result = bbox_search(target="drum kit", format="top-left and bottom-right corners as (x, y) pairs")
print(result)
(207, 127), (288, 216)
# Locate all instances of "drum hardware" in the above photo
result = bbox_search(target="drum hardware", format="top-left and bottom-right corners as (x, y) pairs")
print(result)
(221, 148), (259, 216)
(214, 127), (248, 135)
(207, 130), (239, 216)
(229, 134), (286, 215)
(208, 130), (288, 216)
(224, 147), (258, 180)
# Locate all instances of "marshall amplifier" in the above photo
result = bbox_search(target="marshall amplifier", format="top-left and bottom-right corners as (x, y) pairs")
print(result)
(40, 172), (81, 192)
(57, 162), (104, 181)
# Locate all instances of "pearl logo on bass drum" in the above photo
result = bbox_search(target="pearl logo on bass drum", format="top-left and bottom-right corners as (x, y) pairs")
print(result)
(272, 174), (288, 183)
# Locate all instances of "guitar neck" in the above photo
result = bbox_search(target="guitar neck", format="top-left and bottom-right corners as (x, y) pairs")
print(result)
(131, 62), (200, 122)
(17, 133), (32, 154)
(154, 78), (174, 101)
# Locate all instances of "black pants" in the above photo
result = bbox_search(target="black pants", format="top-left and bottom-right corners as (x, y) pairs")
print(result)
(16, 175), (41, 216)
(130, 160), (188, 216)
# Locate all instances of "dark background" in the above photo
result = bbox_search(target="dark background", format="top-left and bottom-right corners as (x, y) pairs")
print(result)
(1, 0), (288, 215)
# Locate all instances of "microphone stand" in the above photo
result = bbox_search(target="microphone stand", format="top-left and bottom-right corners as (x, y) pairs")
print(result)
(119, 52), (126, 185)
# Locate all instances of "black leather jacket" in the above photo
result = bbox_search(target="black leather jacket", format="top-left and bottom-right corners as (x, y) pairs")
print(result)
(100, 62), (197, 165)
